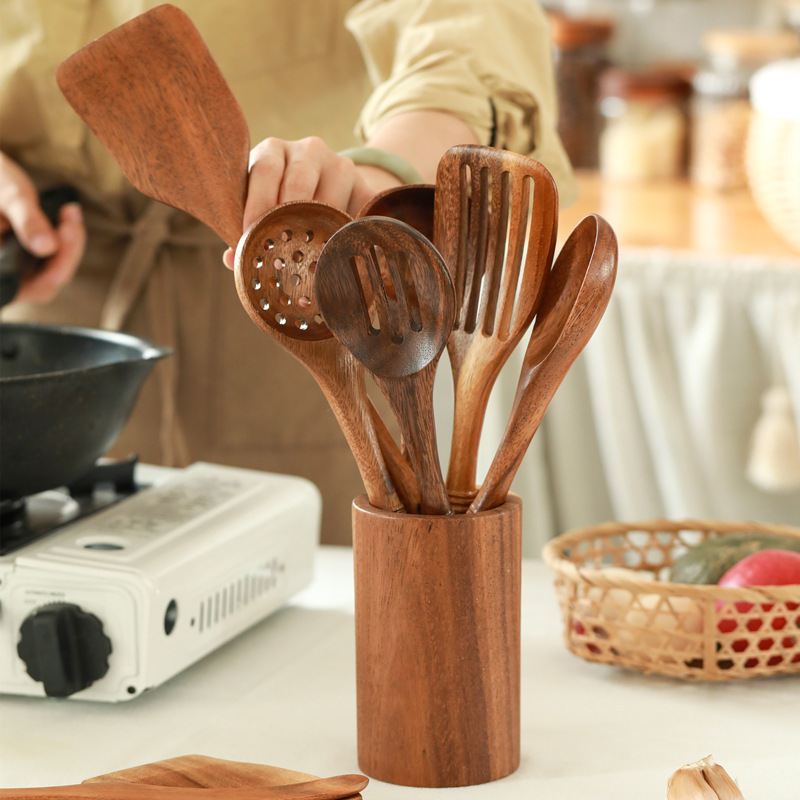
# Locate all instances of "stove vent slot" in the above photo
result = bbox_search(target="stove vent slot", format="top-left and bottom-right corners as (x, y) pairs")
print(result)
(196, 558), (284, 633)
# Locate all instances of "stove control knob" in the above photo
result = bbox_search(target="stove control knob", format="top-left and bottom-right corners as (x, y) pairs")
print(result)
(17, 603), (112, 697)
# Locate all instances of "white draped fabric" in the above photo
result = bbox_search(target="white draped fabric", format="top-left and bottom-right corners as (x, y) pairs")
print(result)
(434, 247), (800, 557)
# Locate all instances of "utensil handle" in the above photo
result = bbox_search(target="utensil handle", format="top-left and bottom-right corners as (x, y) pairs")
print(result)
(368, 402), (421, 513)
(376, 362), (451, 515)
(319, 357), (405, 513)
(0, 774), (369, 800)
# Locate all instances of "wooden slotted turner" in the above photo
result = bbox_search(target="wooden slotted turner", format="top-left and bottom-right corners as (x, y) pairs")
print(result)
(315, 218), (456, 515)
(469, 214), (618, 512)
(56, 3), (249, 248)
(434, 145), (558, 511)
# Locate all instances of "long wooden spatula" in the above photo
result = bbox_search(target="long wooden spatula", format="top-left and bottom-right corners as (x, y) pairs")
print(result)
(56, 3), (249, 248)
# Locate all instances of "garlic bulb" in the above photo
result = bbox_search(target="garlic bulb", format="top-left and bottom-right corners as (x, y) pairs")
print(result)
(666, 756), (744, 799)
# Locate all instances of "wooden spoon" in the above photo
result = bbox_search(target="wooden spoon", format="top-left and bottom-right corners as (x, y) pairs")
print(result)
(0, 774), (369, 800)
(469, 214), (618, 513)
(56, 4), (248, 248)
(235, 201), (418, 512)
(356, 184), (435, 242)
(434, 145), (559, 511)
(315, 218), (455, 514)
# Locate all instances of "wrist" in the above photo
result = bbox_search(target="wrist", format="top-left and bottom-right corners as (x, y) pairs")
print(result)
(339, 146), (424, 186)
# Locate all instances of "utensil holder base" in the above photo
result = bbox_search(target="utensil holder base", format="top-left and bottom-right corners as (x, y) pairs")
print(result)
(353, 494), (521, 787)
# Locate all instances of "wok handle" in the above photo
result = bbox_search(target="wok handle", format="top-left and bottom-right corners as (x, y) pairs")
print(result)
(0, 185), (79, 306)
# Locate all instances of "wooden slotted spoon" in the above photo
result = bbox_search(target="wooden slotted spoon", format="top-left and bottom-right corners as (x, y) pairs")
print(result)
(315, 218), (456, 515)
(56, 3), (248, 248)
(235, 201), (419, 512)
(469, 214), (618, 513)
(434, 145), (559, 511)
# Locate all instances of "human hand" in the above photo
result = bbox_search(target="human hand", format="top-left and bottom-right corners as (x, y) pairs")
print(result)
(222, 136), (398, 269)
(0, 153), (86, 303)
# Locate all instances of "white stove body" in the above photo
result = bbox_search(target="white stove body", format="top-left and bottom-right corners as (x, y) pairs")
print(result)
(0, 463), (321, 702)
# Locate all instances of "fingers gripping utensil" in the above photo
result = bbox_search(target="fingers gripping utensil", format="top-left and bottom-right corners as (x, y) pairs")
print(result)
(56, 3), (249, 248)
(235, 201), (409, 513)
(469, 214), (618, 513)
(315, 218), (456, 515)
(356, 184), (436, 243)
(434, 145), (558, 511)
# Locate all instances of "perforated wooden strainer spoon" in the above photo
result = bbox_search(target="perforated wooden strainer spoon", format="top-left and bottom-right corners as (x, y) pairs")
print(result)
(315, 217), (455, 515)
(235, 201), (416, 512)
(434, 145), (558, 511)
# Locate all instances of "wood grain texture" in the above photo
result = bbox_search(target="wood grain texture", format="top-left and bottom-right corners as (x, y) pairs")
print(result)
(0, 774), (369, 800)
(83, 755), (317, 787)
(470, 214), (618, 512)
(356, 184), (435, 243)
(433, 146), (558, 511)
(56, 4), (249, 248)
(352, 494), (522, 787)
(315, 218), (455, 514)
(235, 203), (403, 512)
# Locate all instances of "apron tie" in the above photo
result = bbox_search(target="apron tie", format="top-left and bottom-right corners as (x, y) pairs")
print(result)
(98, 200), (214, 468)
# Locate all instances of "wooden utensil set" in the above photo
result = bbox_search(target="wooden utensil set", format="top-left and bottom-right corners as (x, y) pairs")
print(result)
(56, 4), (619, 518)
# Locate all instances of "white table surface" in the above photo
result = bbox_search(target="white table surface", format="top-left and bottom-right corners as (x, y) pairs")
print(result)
(1, 546), (798, 798)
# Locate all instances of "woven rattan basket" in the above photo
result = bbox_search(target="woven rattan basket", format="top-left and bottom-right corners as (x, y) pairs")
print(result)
(542, 519), (800, 681)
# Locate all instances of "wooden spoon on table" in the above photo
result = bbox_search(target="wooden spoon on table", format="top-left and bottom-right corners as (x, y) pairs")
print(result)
(315, 218), (456, 515)
(235, 201), (418, 512)
(56, 4), (248, 249)
(434, 145), (558, 511)
(469, 214), (618, 513)
(0, 774), (369, 800)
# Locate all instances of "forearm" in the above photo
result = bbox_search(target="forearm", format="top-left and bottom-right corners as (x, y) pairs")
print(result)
(357, 108), (480, 190)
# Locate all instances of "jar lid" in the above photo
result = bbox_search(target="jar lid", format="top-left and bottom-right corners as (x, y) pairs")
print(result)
(750, 57), (800, 119)
(548, 12), (614, 50)
(703, 28), (800, 62)
(599, 67), (693, 101)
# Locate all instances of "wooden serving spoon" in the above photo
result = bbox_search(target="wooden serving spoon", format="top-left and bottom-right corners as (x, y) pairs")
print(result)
(235, 201), (419, 512)
(434, 145), (559, 511)
(56, 4), (248, 248)
(0, 774), (369, 800)
(315, 218), (455, 515)
(356, 184), (435, 242)
(469, 214), (618, 513)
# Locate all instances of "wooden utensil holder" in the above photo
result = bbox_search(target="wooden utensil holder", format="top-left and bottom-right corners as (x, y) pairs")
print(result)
(352, 494), (522, 787)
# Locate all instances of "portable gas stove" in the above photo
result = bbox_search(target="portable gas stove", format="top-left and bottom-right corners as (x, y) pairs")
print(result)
(0, 459), (320, 702)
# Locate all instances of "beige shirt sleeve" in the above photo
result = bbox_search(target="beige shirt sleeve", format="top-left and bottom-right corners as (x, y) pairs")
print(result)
(345, 0), (577, 206)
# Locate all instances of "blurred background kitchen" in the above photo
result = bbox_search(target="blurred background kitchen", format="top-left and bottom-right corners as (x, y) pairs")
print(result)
(436, 0), (800, 554)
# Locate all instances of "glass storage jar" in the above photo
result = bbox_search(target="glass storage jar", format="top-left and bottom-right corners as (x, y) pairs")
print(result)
(549, 12), (614, 169)
(691, 29), (800, 191)
(598, 67), (692, 182)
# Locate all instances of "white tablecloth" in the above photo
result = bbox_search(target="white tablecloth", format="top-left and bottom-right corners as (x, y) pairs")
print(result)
(2, 547), (797, 798)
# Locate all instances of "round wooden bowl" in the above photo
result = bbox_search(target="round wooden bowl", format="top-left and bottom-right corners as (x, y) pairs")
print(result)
(542, 519), (800, 681)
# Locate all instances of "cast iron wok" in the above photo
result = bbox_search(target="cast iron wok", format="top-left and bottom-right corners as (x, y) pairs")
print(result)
(0, 322), (170, 499)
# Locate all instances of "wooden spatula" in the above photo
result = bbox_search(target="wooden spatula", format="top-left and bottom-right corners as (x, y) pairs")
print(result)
(0, 774), (369, 800)
(56, 3), (249, 248)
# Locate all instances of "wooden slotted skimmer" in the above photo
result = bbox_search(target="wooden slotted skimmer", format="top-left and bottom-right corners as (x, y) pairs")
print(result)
(235, 202), (417, 512)
(434, 145), (558, 511)
(315, 218), (456, 515)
